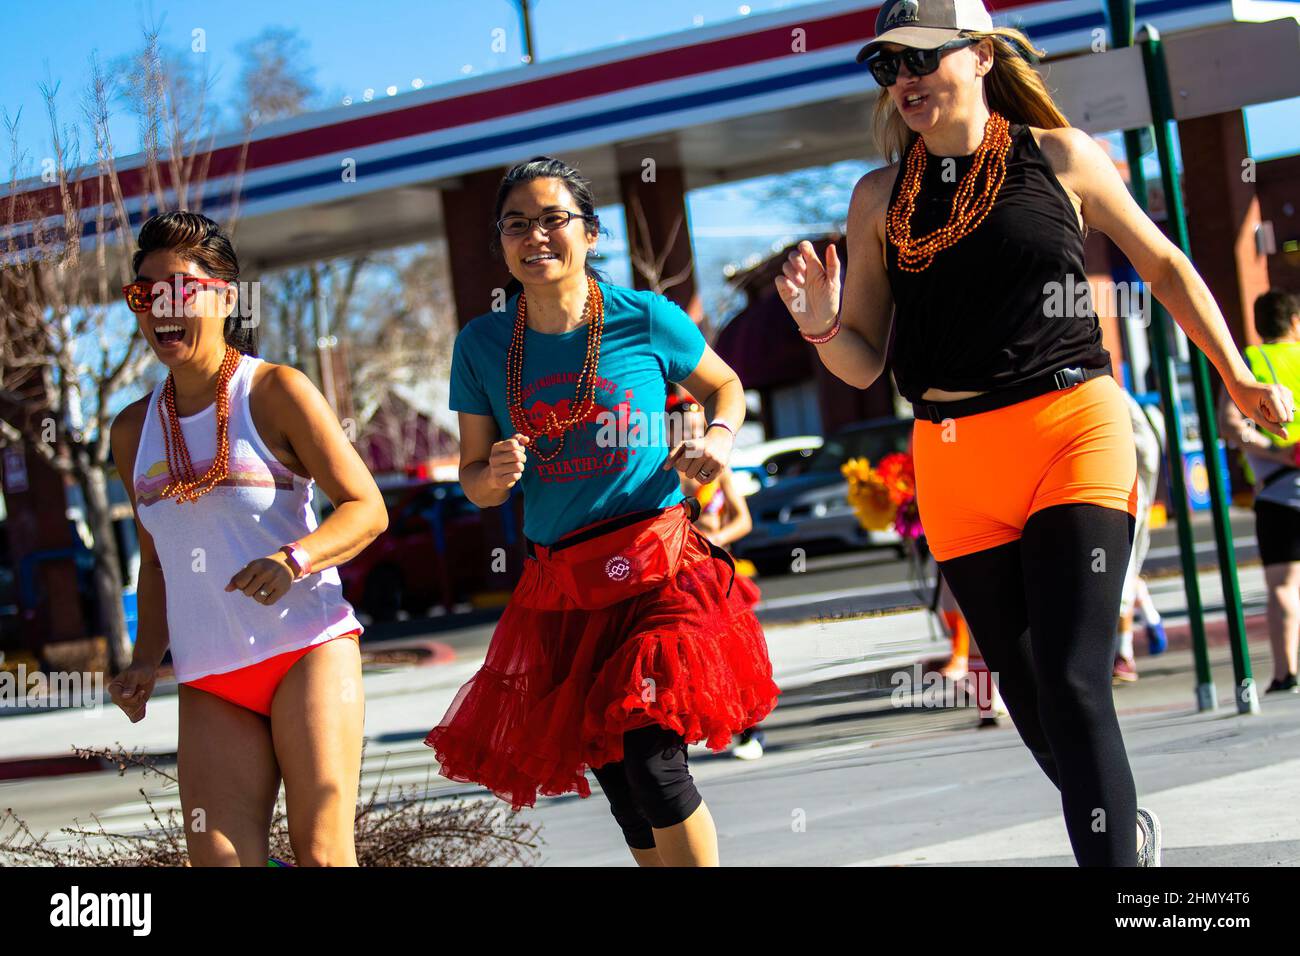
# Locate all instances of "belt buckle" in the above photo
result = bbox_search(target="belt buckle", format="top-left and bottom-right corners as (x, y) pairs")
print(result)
(1053, 367), (1083, 390)
(923, 403), (942, 424)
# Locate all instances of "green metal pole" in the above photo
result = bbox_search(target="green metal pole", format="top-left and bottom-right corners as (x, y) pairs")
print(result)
(1139, 26), (1257, 714)
(1103, 0), (1217, 712)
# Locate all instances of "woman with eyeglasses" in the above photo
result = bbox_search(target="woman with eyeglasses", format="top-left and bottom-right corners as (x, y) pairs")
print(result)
(108, 211), (387, 865)
(425, 156), (779, 866)
(777, 0), (1294, 866)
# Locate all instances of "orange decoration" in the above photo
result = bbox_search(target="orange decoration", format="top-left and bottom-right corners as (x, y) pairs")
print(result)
(887, 111), (1012, 272)
(156, 345), (241, 504)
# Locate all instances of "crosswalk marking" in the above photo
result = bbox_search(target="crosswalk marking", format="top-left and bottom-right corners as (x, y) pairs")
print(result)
(844, 756), (1300, 866)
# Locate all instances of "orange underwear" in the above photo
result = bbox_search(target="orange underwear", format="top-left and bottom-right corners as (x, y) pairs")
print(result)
(912, 373), (1139, 562)
(182, 630), (361, 716)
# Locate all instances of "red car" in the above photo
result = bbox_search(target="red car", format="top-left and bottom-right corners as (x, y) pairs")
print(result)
(335, 481), (525, 622)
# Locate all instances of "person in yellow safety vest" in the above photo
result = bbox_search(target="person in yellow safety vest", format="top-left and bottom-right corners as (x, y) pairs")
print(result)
(1220, 289), (1300, 693)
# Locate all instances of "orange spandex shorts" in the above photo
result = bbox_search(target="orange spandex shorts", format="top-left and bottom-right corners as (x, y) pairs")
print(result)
(181, 630), (361, 716)
(911, 373), (1140, 563)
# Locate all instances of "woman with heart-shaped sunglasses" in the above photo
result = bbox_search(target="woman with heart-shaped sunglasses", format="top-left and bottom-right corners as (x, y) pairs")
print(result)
(110, 211), (386, 866)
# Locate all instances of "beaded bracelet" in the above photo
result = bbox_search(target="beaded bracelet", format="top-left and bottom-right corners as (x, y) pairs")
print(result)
(801, 312), (842, 345)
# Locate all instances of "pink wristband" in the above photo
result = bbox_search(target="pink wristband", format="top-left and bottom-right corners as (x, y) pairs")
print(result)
(800, 312), (842, 345)
(280, 543), (311, 581)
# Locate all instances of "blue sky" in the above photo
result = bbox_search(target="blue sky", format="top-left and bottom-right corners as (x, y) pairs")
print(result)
(2, 0), (1297, 322)
(1, 0), (825, 163)
(3, 0), (1296, 160)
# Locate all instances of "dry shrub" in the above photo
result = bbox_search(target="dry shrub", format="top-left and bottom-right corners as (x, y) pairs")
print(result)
(0, 744), (543, 867)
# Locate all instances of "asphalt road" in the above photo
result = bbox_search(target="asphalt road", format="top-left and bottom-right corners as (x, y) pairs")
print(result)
(524, 642), (1300, 866)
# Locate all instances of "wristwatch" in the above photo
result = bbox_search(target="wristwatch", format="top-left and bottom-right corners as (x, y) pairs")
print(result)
(279, 543), (311, 582)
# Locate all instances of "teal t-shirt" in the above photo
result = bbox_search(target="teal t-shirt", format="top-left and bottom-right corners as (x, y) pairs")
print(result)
(449, 280), (707, 546)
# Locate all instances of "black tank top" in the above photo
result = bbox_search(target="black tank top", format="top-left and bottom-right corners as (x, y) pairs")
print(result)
(884, 122), (1112, 403)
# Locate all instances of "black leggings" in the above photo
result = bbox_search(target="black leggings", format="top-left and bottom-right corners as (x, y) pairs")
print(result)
(937, 502), (1139, 866)
(590, 723), (703, 850)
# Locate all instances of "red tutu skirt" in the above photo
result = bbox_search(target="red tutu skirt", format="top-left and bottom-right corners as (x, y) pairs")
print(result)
(733, 570), (762, 608)
(425, 499), (780, 810)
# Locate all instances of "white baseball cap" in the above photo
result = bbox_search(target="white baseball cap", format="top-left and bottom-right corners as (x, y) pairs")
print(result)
(856, 0), (995, 62)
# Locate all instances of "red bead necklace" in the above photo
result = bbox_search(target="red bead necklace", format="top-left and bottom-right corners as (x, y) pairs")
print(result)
(505, 275), (605, 462)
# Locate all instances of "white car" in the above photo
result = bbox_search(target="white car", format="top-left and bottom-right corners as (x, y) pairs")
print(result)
(728, 436), (824, 497)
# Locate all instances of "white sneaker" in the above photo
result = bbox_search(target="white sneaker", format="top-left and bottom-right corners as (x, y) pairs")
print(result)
(732, 729), (765, 760)
(1136, 807), (1162, 867)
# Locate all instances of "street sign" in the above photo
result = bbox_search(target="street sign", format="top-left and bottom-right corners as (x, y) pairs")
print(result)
(1035, 16), (1300, 133)
(1038, 45), (1153, 134)
(1163, 17), (1300, 121)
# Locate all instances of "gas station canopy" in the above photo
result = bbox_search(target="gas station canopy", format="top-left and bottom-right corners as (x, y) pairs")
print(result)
(3, 0), (1296, 277)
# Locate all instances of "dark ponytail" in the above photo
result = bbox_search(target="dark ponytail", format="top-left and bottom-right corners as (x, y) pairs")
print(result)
(131, 211), (256, 356)
(490, 156), (610, 300)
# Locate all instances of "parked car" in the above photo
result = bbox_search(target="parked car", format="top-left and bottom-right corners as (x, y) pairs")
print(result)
(728, 435), (824, 498)
(336, 480), (518, 621)
(731, 416), (912, 575)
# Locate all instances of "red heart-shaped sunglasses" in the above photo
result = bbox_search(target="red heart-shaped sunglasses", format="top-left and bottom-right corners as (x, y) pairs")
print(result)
(122, 276), (231, 314)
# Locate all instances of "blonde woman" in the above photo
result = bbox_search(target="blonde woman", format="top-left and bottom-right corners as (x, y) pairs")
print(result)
(777, 0), (1293, 865)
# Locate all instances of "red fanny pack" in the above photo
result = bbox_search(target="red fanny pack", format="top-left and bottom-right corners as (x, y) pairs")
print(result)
(530, 498), (733, 610)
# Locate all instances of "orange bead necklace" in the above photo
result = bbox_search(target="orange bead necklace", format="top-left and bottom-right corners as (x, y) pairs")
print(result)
(156, 345), (241, 503)
(887, 111), (1012, 272)
(505, 275), (605, 462)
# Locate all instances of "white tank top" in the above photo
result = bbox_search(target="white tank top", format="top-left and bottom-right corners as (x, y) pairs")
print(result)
(132, 354), (363, 681)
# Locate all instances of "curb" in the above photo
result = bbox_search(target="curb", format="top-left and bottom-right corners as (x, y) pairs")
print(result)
(0, 753), (115, 782)
(1131, 611), (1271, 658)
(361, 638), (457, 668)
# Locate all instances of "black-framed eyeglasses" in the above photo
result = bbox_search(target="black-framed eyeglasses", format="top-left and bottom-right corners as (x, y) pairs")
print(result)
(864, 36), (980, 88)
(496, 209), (597, 237)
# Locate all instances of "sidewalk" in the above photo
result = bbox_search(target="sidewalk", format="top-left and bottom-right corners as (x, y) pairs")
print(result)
(0, 559), (1281, 780)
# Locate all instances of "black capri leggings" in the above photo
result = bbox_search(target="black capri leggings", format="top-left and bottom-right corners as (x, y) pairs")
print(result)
(1254, 498), (1300, 565)
(937, 502), (1139, 866)
(590, 723), (703, 850)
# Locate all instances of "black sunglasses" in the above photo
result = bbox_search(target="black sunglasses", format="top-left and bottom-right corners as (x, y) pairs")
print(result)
(864, 36), (980, 88)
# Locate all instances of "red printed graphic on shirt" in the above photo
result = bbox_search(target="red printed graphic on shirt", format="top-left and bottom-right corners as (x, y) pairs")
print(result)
(524, 382), (646, 483)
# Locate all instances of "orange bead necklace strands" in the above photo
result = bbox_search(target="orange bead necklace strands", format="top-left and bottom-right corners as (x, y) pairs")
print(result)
(886, 110), (1013, 273)
(506, 274), (605, 463)
(156, 344), (242, 503)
